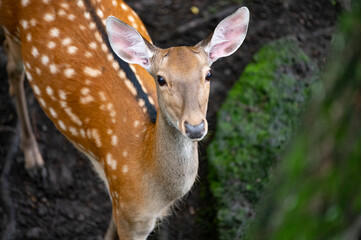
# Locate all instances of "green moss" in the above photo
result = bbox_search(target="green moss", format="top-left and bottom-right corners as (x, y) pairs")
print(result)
(246, 3), (361, 238)
(207, 37), (317, 239)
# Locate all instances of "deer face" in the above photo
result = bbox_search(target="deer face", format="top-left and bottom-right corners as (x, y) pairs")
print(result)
(149, 46), (210, 140)
(106, 7), (250, 141)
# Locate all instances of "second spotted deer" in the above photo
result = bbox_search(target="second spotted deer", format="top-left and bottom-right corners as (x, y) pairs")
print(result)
(0, 0), (249, 239)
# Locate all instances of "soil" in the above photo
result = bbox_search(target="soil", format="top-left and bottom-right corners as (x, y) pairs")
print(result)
(0, 0), (341, 239)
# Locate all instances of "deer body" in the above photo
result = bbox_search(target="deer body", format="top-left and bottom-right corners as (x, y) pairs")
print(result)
(0, 0), (249, 239)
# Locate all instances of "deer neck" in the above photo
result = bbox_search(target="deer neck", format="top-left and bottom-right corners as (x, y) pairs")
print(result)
(149, 111), (199, 202)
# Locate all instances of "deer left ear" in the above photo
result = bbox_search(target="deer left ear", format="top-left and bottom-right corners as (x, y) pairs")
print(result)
(106, 16), (157, 70)
(198, 7), (250, 65)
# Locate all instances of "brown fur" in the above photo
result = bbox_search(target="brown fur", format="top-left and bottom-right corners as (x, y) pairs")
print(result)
(0, 1), (211, 239)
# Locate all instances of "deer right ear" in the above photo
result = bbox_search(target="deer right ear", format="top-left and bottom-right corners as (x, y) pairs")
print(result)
(198, 7), (250, 66)
(106, 16), (156, 70)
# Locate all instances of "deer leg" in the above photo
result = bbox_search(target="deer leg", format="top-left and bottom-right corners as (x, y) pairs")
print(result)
(4, 35), (44, 170)
(104, 216), (118, 240)
(114, 211), (156, 240)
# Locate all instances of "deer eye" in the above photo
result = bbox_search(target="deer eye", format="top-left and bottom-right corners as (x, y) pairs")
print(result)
(157, 75), (167, 86)
(205, 70), (212, 81)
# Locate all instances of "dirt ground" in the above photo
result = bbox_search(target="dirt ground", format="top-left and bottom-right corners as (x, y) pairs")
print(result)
(0, 0), (340, 239)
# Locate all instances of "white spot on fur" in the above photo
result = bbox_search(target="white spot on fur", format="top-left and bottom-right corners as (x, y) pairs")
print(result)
(50, 28), (59, 37)
(91, 129), (102, 147)
(80, 95), (94, 104)
(44, 13), (55, 22)
(86, 129), (92, 139)
(35, 68), (41, 75)
(46, 86), (53, 96)
(138, 99), (145, 107)
(106, 103), (113, 111)
(134, 120), (139, 128)
(26, 33), (32, 42)
(106, 153), (117, 170)
(62, 38), (72, 46)
(112, 61), (119, 71)
(58, 9), (66, 16)
(101, 43), (107, 52)
(122, 151), (128, 158)
(124, 79), (137, 96)
(67, 46), (78, 54)
(67, 14), (75, 21)
(21, 0), (30, 7)
(65, 108), (82, 126)
(84, 12), (90, 20)
(39, 98), (46, 108)
(20, 20), (28, 29)
(80, 129), (86, 138)
(89, 22), (96, 30)
(107, 53), (113, 62)
(99, 91), (107, 101)
(112, 0), (117, 6)
(48, 41), (56, 49)
(64, 68), (75, 78)
(149, 96), (155, 105)
(118, 70), (126, 79)
(84, 67), (101, 77)
(31, 47), (39, 57)
(122, 165), (128, 173)
(58, 120), (67, 131)
(111, 135), (118, 146)
(107, 129), (113, 135)
(77, 0), (84, 8)
(69, 127), (78, 136)
(110, 110), (116, 117)
(121, 3), (128, 10)
(41, 55), (49, 65)
(49, 107), (57, 118)
(97, 9), (104, 18)
(95, 32), (102, 42)
(84, 51), (93, 58)
(81, 88), (89, 95)
(25, 62), (31, 69)
(60, 2), (69, 9)
(89, 42), (97, 49)
(33, 85), (41, 95)
(26, 71), (33, 81)
(49, 64), (58, 74)
(30, 19), (37, 26)
(59, 90), (66, 100)
(60, 101), (67, 108)
(128, 15), (135, 23)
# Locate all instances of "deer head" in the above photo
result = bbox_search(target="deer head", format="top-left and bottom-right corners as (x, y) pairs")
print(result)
(106, 7), (250, 141)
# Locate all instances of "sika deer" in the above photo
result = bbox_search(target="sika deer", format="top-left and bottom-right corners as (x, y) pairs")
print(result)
(0, 0), (249, 239)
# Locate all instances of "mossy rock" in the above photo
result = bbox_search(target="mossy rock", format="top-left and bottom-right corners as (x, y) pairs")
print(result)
(246, 3), (361, 239)
(207, 37), (317, 239)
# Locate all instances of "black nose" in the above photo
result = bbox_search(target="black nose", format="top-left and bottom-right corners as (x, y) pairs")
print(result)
(184, 120), (206, 140)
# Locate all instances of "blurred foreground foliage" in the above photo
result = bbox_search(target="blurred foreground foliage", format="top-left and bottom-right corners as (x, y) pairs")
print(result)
(207, 37), (317, 239)
(246, 2), (361, 240)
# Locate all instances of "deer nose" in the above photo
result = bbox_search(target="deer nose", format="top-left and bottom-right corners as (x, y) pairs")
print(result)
(184, 120), (206, 140)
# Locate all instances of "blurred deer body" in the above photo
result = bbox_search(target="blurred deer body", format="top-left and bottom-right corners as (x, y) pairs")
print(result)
(0, 0), (249, 239)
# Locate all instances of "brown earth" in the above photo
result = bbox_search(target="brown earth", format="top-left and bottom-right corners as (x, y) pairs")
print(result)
(0, 0), (341, 239)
